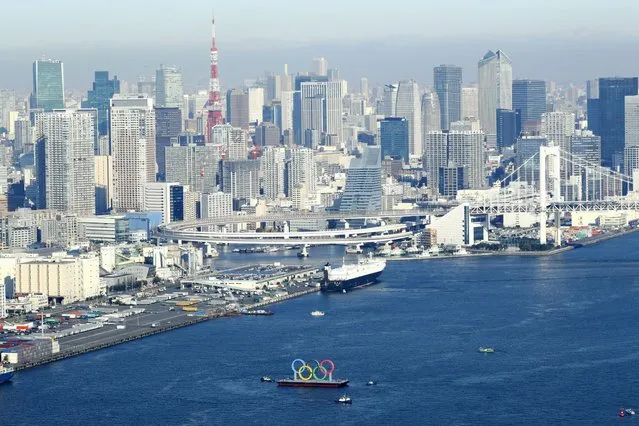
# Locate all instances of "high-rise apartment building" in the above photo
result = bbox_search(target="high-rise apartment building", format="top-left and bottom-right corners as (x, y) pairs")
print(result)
(434, 65), (463, 130)
(338, 145), (382, 212)
(261, 146), (286, 201)
(589, 77), (639, 168)
(478, 50), (513, 135)
(395, 80), (422, 156)
(380, 117), (409, 162)
(82, 71), (120, 136)
(201, 192), (233, 219)
(155, 65), (184, 109)
(165, 144), (220, 194)
(461, 86), (479, 120)
(34, 109), (97, 215)
(287, 147), (316, 197)
(425, 131), (485, 196)
(95, 155), (113, 214)
(32, 59), (65, 111)
(512, 79), (546, 132)
(221, 159), (260, 201)
(110, 95), (156, 212)
(212, 124), (247, 160)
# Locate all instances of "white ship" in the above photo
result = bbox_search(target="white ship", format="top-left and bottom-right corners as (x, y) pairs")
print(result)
(321, 254), (387, 293)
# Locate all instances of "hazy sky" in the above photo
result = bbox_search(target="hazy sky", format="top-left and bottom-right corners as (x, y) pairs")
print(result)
(2, 1), (639, 90)
(5, 0), (637, 47)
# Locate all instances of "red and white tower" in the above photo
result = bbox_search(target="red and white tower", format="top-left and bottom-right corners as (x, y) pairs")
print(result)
(206, 14), (224, 143)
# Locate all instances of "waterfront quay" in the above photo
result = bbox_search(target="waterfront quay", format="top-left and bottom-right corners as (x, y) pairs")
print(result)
(3, 263), (322, 372)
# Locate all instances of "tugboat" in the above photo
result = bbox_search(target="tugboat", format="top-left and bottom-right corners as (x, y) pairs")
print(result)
(478, 347), (495, 354)
(297, 245), (310, 258)
(261, 376), (273, 383)
(336, 395), (352, 404)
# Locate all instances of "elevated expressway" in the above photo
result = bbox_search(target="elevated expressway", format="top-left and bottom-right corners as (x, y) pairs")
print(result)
(155, 210), (435, 245)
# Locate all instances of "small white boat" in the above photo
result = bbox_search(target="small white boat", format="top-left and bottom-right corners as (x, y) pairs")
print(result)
(297, 245), (310, 258)
(366, 380), (377, 386)
(336, 395), (352, 404)
(625, 408), (636, 416)
(345, 244), (363, 254)
(478, 347), (495, 353)
(310, 310), (325, 317)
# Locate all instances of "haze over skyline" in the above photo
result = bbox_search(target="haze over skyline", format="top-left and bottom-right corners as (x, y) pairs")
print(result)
(2, 1), (639, 90)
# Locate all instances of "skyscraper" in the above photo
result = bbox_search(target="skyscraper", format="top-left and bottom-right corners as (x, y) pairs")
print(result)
(338, 145), (382, 212)
(247, 87), (265, 123)
(461, 86), (479, 119)
(82, 71), (120, 136)
(478, 50), (513, 135)
(382, 84), (398, 117)
(395, 80), (422, 156)
(593, 77), (639, 168)
(380, 117), (409, 162)
(110, 95), (156, 212)
(433, 65), (463, 130)
(512, 79), (546, 132)
(143, 182), (185, 224)
(155, 107), (182, 180)
(496, 109), (521, 150)
(156, 65), (184, 109)
(165, 144), (220, 193)
(32, 59), (64, 111)
(221, 159), (260, 201)
(422, 92), (442, 139)
(226, 89), (249, 130)
(299, 80), (343, 147)
(293, 75), (328, 145)
(34, 109), (96, 215)
(255, 123), (280, 147)
(261, 146), (286, 201)
(212, 124), (247, 160)
(287, 147), (316, 197)
(312, 57), (328, 76)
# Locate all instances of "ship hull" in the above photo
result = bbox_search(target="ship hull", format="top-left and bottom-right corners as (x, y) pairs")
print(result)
(277, 379), (349, 388)
(0, 371), (14, 384)
(321, 270), (383, 293)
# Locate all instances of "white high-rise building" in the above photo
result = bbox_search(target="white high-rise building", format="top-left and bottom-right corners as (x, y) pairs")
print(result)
(312, 57), (328, 76)
(478, 50), (513, 135)
(395, 80), (422, 156)
(34, 109), (96, 215)
(212, 124), (247, 160)
(288, 147), (316, 197)
(165, 144), (221, 193)
(156, 65), (184, 109)
(247, 87), (265, 123)
(542, 111), (576, 184)
(143, 182), (185, 224)
(462, 86), (479, 119)
(422, 91), (442, 139)
(279, 90), (294, 132)
(299, 81), (343, 146)
(382, 84), (398, 116)
(261, 147), (286, 201)
(201, 192), (233, 219)
(625, 95), (639, 148)
(110, 95), (156, 212)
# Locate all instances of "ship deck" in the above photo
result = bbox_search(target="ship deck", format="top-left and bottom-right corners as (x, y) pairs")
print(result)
(277, 379), (349, 388)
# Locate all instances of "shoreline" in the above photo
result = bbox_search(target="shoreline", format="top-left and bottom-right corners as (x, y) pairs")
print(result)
(13, 287), (320, 372)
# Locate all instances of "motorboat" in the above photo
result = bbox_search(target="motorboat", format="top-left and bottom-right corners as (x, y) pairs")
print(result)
(366, 380), (377, 386)
(336, 395), (352, 404)
(310, 310), (325, 317)
(345, 244), (363, 255)
(297, 245), (310, 258)
(478, 347), (495, 354)
(261, 376), (273, 382)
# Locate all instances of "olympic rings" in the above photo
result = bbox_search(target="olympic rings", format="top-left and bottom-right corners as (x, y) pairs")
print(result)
(298, 365), (313, 381)
(291, 358), (336, 381)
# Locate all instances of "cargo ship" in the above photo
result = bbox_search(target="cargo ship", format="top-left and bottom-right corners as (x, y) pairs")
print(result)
(321, 254), (386, 293)
(0, 366), (14, 384)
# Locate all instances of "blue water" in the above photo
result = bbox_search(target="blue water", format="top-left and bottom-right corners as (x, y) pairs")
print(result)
(2, 237), (639, 425)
